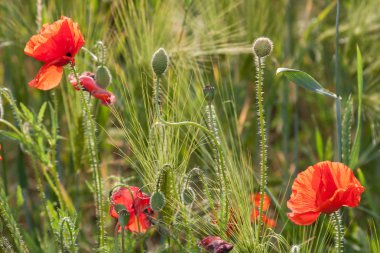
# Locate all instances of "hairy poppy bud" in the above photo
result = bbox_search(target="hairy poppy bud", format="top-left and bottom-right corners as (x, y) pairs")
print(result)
(151, 48), (169, 76)
(252, 37), (273, 58)
(150, 191), (166, 212)
(95, 65), (112, 88)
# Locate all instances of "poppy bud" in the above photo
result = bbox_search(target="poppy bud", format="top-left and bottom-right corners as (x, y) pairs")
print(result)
(151, 48), (169, 76)
(95, 65), (112, 88)
(150, 191), (166, 212)
(203, 85), (215, 103)
(252, 37), (273, 58)
(198, 236), (233, 253)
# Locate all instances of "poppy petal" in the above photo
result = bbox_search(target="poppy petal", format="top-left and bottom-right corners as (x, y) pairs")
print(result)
(287, 211), (321, 225)
(28, 64), (63, 90)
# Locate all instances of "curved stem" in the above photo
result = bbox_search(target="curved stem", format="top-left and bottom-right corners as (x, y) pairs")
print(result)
(153, 76), (228, 227)
(70, 65), (106, 250)
(255, 56), (268, 239)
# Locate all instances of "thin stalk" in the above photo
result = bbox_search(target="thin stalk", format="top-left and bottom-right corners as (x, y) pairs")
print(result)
(335, 0), (342, 162)
(70, 64), (106, 251)
(153, 76), (229, 227)
(333, 2), (344, 253)
(49, 90), (67, 211)
(255, 56), (268, 239)
(1, 143), (7, 195)
(121, 227), (125, 253)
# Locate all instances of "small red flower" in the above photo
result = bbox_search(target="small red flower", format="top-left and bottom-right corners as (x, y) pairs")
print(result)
(110, 186), (152, 233)
(287, 161), (365, 225)
(24, 16), (85, 90)
(250, 193), (276, 228)
(0, 144), (2, 161)
(68, 72), (116, 106)
(198, 236), (233, 253)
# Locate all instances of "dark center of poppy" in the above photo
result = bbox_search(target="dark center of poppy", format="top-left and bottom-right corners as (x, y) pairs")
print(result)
(66, 52), (72, 57)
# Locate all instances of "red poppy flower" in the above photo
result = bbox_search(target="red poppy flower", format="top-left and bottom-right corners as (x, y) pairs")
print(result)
(198, 236), (233, 253)
(287, 161), (365, 225)
(24, 16), (85, 90)
(250, 193), (276, 228)
(110, 186), (152, 233)
(68, 72), (116, 105)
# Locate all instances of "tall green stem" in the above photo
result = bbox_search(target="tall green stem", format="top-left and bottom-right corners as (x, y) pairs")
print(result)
(333, 2), (344, 253)
(70, 65), (106, 251)
(255, 56), (268, 239)
(335, 0), (342, 162)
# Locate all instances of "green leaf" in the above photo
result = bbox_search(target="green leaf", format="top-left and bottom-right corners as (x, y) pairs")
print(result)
(349, 46), (363, 169)
(19, 102), (34, 123)
(37, 102), (47, 123)
(0, 130), (22, 142)
(276, 68), (338, 99)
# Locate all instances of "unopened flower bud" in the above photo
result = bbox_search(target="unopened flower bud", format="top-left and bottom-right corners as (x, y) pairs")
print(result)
(252, 37), (273, 58)
(95, 65), (112, 88)
(151, 48), (169, 76)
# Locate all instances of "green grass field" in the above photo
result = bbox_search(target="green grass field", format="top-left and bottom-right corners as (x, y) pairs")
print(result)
(0, 0), (379, 252)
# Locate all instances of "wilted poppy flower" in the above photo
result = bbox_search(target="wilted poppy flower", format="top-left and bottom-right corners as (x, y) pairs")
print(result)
(250, 193), (276, 228)
(287, 161), (365, 225)
(198, 235), (233, 253)
(68, 72), (116, 105)
(110, 186), (152, 233)
(24, 16), (85, 90)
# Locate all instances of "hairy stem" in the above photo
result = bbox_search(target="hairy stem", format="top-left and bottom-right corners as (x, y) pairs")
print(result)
(70, 65), (106, 251)
(331, 210), (344, 253)
(255, 56), (268, 239)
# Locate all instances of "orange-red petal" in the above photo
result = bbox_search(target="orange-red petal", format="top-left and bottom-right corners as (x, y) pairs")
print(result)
(287, 211), (321, 225)
(287, 161), (365, 226)
(24, 16), (84, 63)
(249, 193), (270, 211)
(28, 64), (63, 90)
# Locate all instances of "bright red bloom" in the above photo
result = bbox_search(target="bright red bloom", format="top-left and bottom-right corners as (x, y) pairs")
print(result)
(110, 186), (152, 233)
(250, 193), (276, 228)
(287, 161), (365, 225)
(68, 72), (116, 105)
(198, 236), (233, 253)
(24, 16), (85, 90)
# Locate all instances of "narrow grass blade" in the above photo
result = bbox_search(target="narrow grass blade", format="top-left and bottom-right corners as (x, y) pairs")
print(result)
(349, 46), (363, 169)
(276, 68), (338, 99)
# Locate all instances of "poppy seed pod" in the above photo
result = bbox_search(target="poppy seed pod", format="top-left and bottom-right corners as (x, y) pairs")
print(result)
(95, 65), (112, 88)
(151, 48), (169, 76)
(252, 37), (273, 58)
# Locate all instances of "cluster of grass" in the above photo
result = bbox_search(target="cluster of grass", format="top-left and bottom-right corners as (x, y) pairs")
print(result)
(0, 0), (379, 252)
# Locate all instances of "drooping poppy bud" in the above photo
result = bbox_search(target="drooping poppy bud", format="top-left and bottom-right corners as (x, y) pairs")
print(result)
(198, 235), (233, 253)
